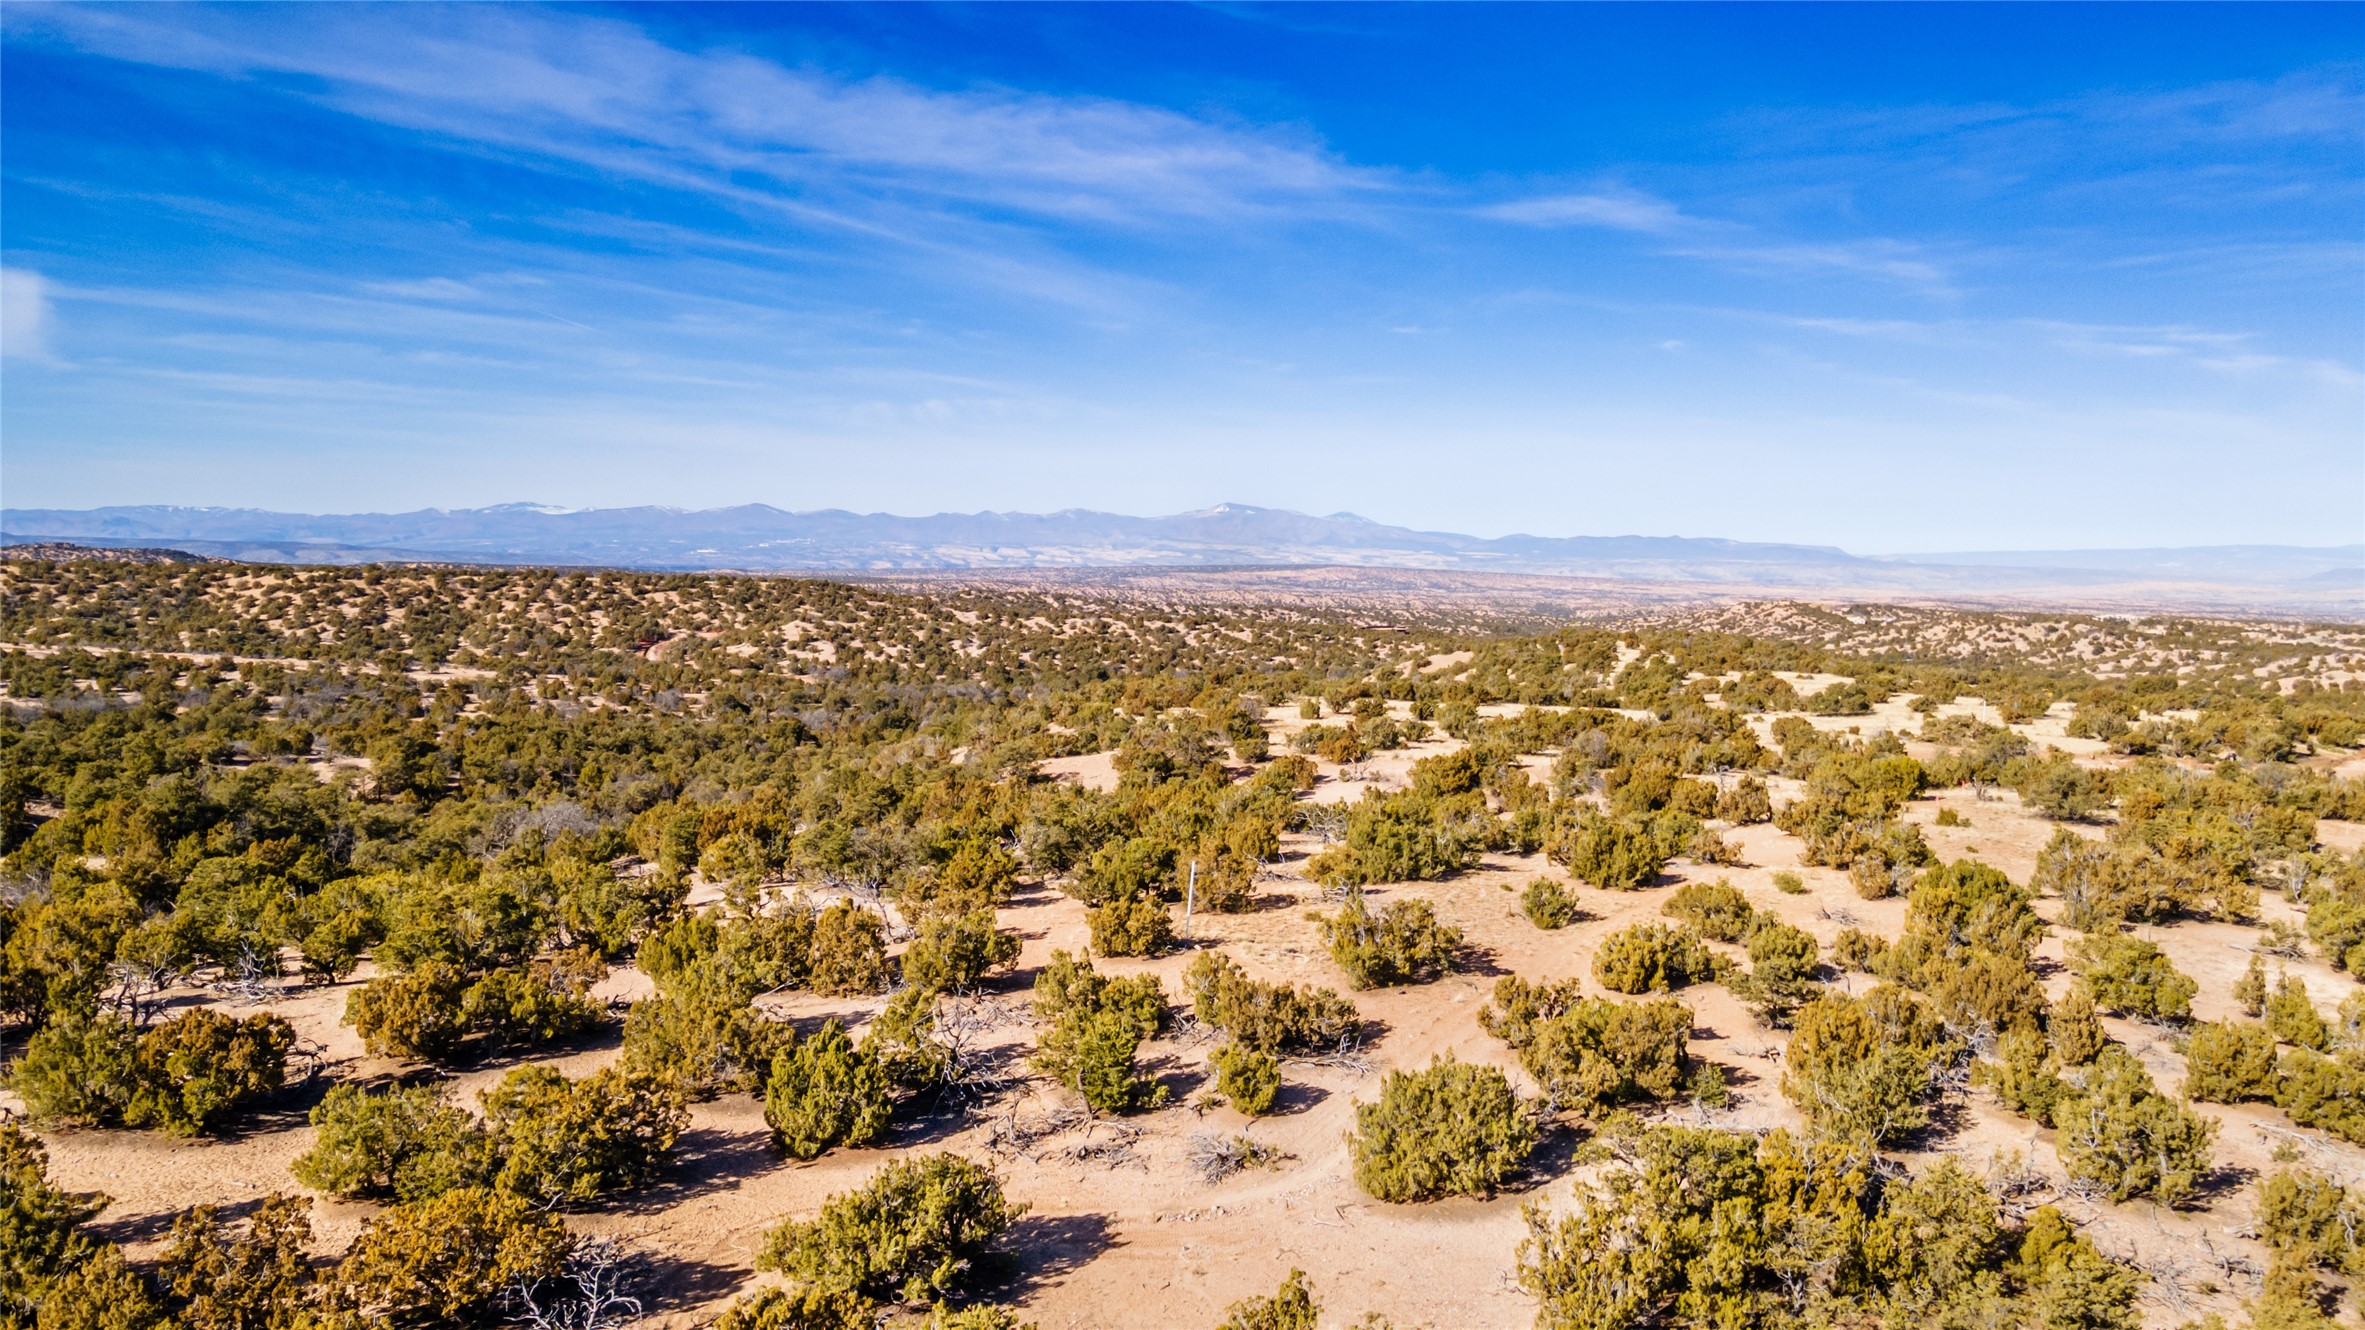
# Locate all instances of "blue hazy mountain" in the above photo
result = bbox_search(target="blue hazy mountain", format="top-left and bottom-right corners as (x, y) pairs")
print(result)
(4, 502), (2358, 602)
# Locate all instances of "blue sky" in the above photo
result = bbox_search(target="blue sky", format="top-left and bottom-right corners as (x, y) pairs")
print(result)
(2, 3), (2359, 551)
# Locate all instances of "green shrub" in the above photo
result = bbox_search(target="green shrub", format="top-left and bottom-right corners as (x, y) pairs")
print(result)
(862, 986), (954, 1091)
(1186, 847), (1262, 914)
(1261, 754), (1319, 791)
(457, 951), (607, 1049)
(1520, 878), (1581, 929)
(2266, 972), (2331, 1050)
(1074, 836), (1173, 906)
(37, 1244), (163, 1330)
(1684, 827), (1741, 868)
(345, 963), (469, 1061)
(925, 1305), (1038, 1330)
(554, 854), (685, 960)
(1896, 859), (2043, 964)
(1859, 861), (2051, 1036)
(1518, 1127), (2141, 1330)
(1300, 724), (1365, 766)
(2068, 934), (2196, 1022)
(10, 1009), (139, 1126)
(1781, 986), (1949, 1146)
(1850, 856), (1909, 900)
(2052, 1048), (2216, 1207)
(809, 902), (892, 997)
(2004, 1206), (2144, 1330)
(1182, 952), (1356, 1054)
(1590, 923), (1723, 994)
(1218, 1269), (1319, 1330)
(1925, 949), (2051, 1040)
(1771, 870), (1806, 895)
(1726, 920), (1821, 1025)
(2016, 756), (2104, 821)
(934, 840), (1020, 905)
(1037, 1006), (1166, 1113)
(2181, 1020), (2280, 1103)
(617, 986), (794, 1095)
(1031, 950), (1167, 1035)
(1978, 986), (2104, 1128)
(1305, 786), (1489, 888)
(1211, 1043), (1281, 1115)
(156, 1192), (316, 1330)
(1824, 932), (1882, 977)
(55, 1009), (295, 1137)
(637, 908), (813, 1005)
(332, 1185), (573, 1325)
(2339, 989), (2365, 1049)
(291, 1083), (495, 1201)
(1029, 952), (1167, 1113)
(765, 1021), (892, 1159)
(1662, 880), (1754, 942)
(480, 1065), (687, 1207)
(2050, 983), (2106, 1067)
(709, 1286), (876, 1330)
(2244, 1262), (2341, 1328)
(1316, 893), (1460, 989)
(2276, 1048), (2365, 1146)
(1480, 977), (1693, 1117)
(1779, 791), (1932, 874)
(900, 910), (1020, 992)
(757, 1153), (1022, 1305)
(1347, 1056), (1535, 1202)
(1552, 815), (1666, 891)
(1714, 778), (1773, 825)
(1086, 894), (1173, 958)
(1981, 1026), (2072, 1127)
(2235, 952), (2268, 1017)
(0, 1123), (104, 1324)
(2033, 828), (2201, 930)
(2307, 867), (2365, 973)
(1664, 776), (1721, 818)
(2258, 1167), (2365, 1277)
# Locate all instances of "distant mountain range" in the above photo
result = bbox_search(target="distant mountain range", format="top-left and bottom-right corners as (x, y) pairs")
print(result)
(5, 502), (2360, 611)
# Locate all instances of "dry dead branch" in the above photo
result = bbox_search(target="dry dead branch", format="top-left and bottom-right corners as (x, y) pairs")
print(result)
(1187, 1132), (1291, 1184)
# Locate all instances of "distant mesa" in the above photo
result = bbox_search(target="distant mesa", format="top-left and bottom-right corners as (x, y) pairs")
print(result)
(0, 501), (1880, 575)
(1, 541), (225, 566)
(0, 502), (2357, 614)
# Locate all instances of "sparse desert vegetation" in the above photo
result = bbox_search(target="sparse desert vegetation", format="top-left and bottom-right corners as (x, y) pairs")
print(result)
(3, 556), (2365, 1327)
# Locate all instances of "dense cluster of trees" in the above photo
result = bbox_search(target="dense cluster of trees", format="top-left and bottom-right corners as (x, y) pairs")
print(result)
(4, 557), (2365, 1327)
(1519, 1126), (2141, 1330)
(2, 1117), (586, 1327)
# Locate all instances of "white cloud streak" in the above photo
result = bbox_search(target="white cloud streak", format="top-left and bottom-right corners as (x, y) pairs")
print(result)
(1668, 239), (1954, 294)
(1478, 184), (1956, 293)
(8, 7), (1380, 228)
(1478, 188), (1692, 233)
(1, 268), (58, 362)
(2032, 319), (2365, 385)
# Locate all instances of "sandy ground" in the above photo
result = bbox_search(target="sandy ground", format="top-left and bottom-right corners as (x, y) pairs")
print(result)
(13, 704), (2365, 1328)
(1037, 751), (1121, 794)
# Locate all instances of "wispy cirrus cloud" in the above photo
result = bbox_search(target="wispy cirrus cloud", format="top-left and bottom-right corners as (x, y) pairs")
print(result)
(1734, 68), (2363, 159)
(1477, 187), (1693, 234)
(1479, 182), (1956, 294)
(1669, 239), (1955, 293)
(361, 277), (482, 302)
(6, 6), (1381, 229)
(2033, 319), (2365, 385)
